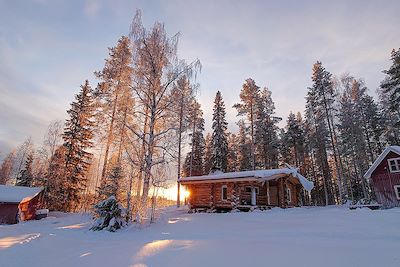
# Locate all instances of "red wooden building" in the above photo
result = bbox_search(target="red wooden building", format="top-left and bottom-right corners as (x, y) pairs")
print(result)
(179, 168), (314, 211)
(364, 146), (400, 207)
(0, 185), (44, 224)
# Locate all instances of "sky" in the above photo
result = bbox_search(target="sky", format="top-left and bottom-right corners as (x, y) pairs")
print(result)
(1, 0), (399, 163)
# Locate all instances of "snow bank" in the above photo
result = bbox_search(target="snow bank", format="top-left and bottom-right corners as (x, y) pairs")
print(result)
(1, 207), (399, 267)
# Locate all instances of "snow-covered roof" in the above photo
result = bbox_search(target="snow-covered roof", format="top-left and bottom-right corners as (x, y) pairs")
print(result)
(364, 145), (400, 179)
(180, 168), (314, 192)
(0, 185), (44, 204)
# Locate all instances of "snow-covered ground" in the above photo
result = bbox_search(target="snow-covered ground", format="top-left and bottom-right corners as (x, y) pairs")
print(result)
(1, 206), (399, 267)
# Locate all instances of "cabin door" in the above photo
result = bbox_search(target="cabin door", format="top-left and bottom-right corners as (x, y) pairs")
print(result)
(251, 187), (257, 206)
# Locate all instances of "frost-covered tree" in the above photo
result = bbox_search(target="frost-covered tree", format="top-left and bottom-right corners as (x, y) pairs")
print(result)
(62, 80), (95, 211)
(13, 138), (34, 181)
(211, 91), (228, 172)
(0, 151), (15, 185)
(128, 10), (200, 216)
(380, 48), (400, 127)
(15, 152), (34, 187)
(234, 78), (260, 170)
(91, 196), (126, 232)
(46, 146), (67, 211)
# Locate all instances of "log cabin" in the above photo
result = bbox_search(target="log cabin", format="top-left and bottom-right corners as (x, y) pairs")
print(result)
(0, 185), (44, 224)
(364, 145), (400, 207)
(179, 168), (314, 211)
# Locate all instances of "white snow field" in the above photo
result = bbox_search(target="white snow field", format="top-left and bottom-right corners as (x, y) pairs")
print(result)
(1, 207), (399, 267)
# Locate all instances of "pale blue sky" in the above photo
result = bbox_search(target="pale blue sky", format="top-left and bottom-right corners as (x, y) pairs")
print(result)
(1, 0), (399, 159)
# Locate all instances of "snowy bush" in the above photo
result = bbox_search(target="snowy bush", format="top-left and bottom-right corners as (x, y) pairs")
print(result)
(90, 196), (126, 232)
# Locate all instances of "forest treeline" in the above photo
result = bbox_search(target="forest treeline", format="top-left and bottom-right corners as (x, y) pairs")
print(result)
(0, 11), (399, 218)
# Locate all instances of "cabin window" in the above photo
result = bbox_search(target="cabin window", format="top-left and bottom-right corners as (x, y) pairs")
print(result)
(388, 158), (400, 173)
(394, 185), (400, 200)
(286, 188), (292, 203)
(245, 186), (259, 194)
(222, 185), (228, 201)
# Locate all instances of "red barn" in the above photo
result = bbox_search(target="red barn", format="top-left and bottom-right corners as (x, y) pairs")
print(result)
(179, 168), (314, 211)
(364, 146), (400, 207)
(0, 185), (44, 224)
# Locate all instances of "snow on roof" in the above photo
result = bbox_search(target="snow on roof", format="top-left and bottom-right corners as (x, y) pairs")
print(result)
(364, 145), (400, 179)
(180, 168), (314, 192)
(0, 185), (43, 203)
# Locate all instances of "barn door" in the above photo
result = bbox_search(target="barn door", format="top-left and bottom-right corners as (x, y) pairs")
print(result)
(251, 187), (257, 206)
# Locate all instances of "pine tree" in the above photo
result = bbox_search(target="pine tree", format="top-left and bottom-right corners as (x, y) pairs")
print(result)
(381, 48), (400, 126)
(95, 36), (133, 183)
(234, 78), (260, 169)
(211, 91), (229, 172)
(203, 133), (213, 174)
(183, 100), (205, 177)
(227, 133), (239, 172)
(283, 112), (306, 167)
(15, 152), (34, 187)
(305, 71), (333, 205)
(62, 80), (95, 211)
(254, 87), (281, 169)
(237, 120), (252, 171)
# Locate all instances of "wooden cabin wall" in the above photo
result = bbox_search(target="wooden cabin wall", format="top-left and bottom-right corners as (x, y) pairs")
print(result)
(185, 177), (302, 210)
(187, 183), (213, 208)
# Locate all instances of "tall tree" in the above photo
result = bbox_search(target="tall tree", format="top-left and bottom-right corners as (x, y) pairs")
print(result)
(95, 36), (133, 182)
(203, 133), (213, 175)
(236, 120), (252, 171)
(227, 133), (239, 172)
(234, 78), (260, 169)
(128, 11), (200, 215)
(211, 91), (229, 172)
(254, 87), (281, 169)
(62, 80), (95, 211)
(173, 76), (196, 206)
(381, 48), (400, 124)
(184, 100), (205, 177)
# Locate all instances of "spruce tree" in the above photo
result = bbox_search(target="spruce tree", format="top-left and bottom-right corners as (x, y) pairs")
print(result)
(211, 91), (228, 172)
(381, 48), (400, 126)
(62, 80), (95, 211)
(97, 164), (123, 201)
(16, 152), (34, 187)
